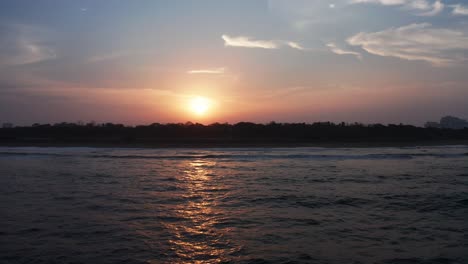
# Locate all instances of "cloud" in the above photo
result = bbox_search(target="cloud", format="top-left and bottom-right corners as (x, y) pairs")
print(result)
(222, 35), (305, 51)
(327, 43), (362, 59)
(350, 0), (407, 6)
(222, 35), (278, 49)
(418, 1), (444, 16)
(268, 1), (350, 32)
(0, 24), (56, 67)
(187, 68), (226, 74)
(347, 23), (468, 66)
(350, 0), (432, 8)
(268, 0), (444, 34)
(350, 0), (444, 16)
(286, 41), (304, 50)
(452, 4), (468, 15)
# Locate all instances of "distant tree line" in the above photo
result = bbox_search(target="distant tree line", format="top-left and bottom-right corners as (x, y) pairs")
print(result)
(1, 121), (468, 145)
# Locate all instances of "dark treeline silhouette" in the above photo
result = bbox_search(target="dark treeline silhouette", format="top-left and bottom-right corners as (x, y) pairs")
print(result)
(1, 121), (468, 147)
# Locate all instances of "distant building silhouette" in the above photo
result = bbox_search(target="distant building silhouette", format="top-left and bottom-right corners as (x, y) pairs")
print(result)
(425, 116), (468, 129)
(2, 123), (13, 128)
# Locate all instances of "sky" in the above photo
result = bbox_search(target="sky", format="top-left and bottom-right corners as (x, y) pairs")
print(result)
(1, 0), (468, 126)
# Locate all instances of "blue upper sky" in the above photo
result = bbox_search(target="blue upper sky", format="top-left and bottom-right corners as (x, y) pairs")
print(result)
(1, 0), (468, 125)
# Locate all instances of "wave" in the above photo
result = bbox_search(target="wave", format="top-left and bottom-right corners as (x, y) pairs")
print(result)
(0, 151), (465, 160)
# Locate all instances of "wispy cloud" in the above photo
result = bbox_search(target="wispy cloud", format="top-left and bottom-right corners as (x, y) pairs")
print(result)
(287, 41), (304, 50)
(350, 0), (444, 16)
(451, 4), (468, 15)
(222, 35), (278, 49)
(350, 0), (407, 6)
(0, 24), (56, 67)
(87, 51), (136, 63)
(350, 0), (433, 8)
(326, 43), (362, 60)
(222, 35), (305, 50)
(187, 68), (226, 74)
(267, 1), (349, 32)
(418, 1), (444, 16)
(347, 23), (468, 66)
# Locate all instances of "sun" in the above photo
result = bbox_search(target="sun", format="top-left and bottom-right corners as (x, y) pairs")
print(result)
(189, 96), (212, 115)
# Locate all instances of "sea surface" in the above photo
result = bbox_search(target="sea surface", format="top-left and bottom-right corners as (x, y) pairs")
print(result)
(0, 146), (467, 264)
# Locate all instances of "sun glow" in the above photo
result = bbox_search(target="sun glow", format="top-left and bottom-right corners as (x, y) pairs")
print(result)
(189, 96), (212, 115)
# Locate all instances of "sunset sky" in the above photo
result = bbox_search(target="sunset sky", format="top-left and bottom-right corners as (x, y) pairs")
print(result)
(1, 0), (468, 125)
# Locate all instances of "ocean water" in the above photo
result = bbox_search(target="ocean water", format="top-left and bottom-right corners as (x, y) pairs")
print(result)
(0, 146), (467, 264)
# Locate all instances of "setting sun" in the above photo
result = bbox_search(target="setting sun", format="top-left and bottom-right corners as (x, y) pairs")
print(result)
(189, 96), (212, 115)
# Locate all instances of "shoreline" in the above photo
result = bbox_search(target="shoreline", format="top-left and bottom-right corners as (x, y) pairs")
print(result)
(1, 140), (468, 149)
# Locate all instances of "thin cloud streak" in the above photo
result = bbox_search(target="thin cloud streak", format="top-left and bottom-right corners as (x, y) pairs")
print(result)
(327, 43), (362, 60)
(222, 35), (305, 50)
(351, 0), (444, 16)
(187, 68), (226, 74)
(222, 35), (278, 49)
(347, 23), (468, 66)
(350, 0), (407, 6)
(287, 41), (304, 50)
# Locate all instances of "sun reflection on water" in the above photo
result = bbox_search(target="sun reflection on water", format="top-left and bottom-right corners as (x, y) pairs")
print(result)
(161, 159), (239, 263)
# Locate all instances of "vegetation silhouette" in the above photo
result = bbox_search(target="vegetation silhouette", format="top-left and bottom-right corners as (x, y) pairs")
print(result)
(1, 121), (468, 147)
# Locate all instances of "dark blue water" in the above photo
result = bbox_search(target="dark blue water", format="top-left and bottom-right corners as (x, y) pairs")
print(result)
(1, 146), (467, 263)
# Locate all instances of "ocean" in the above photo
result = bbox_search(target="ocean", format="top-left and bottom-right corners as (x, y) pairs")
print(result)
(0, 146), (467, 264)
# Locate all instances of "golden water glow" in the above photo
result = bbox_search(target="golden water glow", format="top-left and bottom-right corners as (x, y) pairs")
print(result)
(158, 159), (238, 263)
